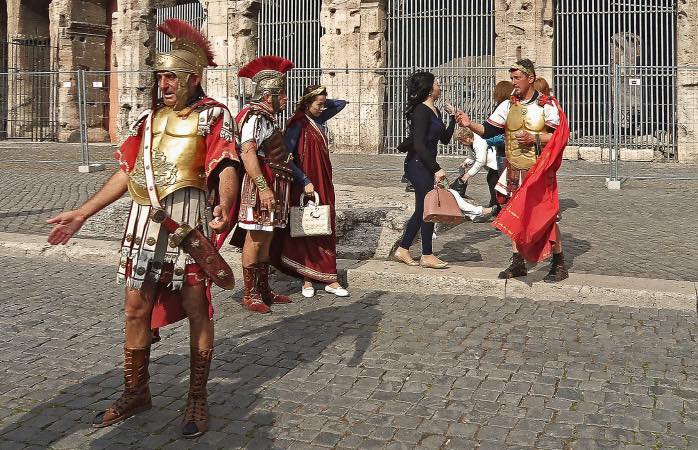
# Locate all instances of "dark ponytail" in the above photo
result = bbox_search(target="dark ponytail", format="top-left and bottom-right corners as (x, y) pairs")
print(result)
(405, 71), (435, 125)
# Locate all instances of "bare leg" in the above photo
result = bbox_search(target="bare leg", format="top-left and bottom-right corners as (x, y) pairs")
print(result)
(242, 230), (273, 267)
(124, 282), (156, 348)
(181, 284), (213, 349)
(304, 277), (313, 288)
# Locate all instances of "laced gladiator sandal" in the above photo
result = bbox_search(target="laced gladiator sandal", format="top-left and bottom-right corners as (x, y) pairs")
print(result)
(498, 253), (527, 279)
(544, 252), (569, 282)
(242, 265), (271, 314)
(182, 348), (213, 438)
(93, 347), (152, 428)
(258, 262), (292, 305)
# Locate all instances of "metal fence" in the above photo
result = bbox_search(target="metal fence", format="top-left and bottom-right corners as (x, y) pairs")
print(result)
(2, 65), (698, 179)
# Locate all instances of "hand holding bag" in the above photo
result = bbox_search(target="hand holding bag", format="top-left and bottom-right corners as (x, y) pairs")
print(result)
(423, 180), (464, 225)
(290, 192), (332, 237)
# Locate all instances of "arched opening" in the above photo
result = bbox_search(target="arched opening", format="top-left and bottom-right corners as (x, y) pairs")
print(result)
(384, 0), (496, 154)
(5, 0), (52, 140)
(554, 0), (677, 159)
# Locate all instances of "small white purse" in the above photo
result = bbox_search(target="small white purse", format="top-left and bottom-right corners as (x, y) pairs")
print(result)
(289, 192), (332, 237)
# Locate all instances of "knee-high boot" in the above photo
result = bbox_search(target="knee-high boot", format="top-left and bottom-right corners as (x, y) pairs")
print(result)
(242, 265), (271, 313)
(258, 262), (292, 305)
(93, 346), (152, 428)
(182, 348), (213, 438)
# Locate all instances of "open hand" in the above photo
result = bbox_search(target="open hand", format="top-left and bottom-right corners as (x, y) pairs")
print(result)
(456, 111), (471, 128)
(47, 210), (87, 245)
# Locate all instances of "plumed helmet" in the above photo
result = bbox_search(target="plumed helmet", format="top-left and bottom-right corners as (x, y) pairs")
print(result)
(238, 55), (294, 101)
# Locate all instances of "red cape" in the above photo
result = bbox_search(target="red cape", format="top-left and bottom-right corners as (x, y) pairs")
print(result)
(492, 96), (570, 263)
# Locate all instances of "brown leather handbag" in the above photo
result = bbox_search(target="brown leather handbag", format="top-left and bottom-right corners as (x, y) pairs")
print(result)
(423, 182), (464, 225)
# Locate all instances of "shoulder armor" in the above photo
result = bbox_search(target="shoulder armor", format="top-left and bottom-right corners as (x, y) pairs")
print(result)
(128, 109), (152, 136)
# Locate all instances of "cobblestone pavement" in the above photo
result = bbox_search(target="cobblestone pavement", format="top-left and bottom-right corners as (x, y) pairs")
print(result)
(1, 147), (696, 281)
(0, 255), (696, 449)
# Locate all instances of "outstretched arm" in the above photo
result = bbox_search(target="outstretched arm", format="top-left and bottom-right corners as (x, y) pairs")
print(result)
(47, 170), (129, 245)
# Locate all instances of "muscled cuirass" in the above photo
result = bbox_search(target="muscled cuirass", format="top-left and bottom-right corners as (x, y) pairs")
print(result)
(128, 107), (207, 205)
(505, 101), (547, 170)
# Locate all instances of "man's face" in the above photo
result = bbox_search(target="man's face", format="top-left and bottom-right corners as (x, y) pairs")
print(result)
(157, 72), (180, 107)
(263, 91), (288, 113)
(509, 70), (535, 98)
(157, 72), (199, 108)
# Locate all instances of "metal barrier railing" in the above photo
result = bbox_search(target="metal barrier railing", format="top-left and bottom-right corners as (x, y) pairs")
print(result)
(2, 65), (698, 185)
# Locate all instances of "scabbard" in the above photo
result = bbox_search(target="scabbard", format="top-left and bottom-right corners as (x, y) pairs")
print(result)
(150, 208), (235, 290)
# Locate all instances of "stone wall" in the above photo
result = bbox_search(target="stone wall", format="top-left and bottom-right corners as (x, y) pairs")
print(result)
(493, 0), (554, 83)
(111, 0), (175, 140)
(320, 0), (386, 154)
(676, 0), (698, 163)
(200, 0), (259, 115)
(50, 0), (112, 142)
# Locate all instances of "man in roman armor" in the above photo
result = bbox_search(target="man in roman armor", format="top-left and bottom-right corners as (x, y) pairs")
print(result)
(233, 56), (295, 314)
(47, 19), (239, 438)
(456, 59), (570, 282)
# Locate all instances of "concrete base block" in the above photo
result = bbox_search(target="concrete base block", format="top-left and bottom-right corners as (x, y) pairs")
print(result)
(606, 178), (621, 190)
(579, 146), (602, 162)
(563, 145), (579, 160)
(78, 164), (106, 173)
(620, 147), (654, 161)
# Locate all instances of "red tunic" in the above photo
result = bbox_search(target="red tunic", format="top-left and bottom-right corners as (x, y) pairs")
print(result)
(114, 98), (239, 328)
(275, 113), (338, 283)
(492, 96), (570, 263)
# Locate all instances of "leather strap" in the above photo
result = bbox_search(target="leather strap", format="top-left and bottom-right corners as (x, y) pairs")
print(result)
(141, 112), (161, 208)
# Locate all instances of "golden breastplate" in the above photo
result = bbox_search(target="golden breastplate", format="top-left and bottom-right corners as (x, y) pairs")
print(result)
(504, 102), (547, 170)
(128, 108), (207, 205)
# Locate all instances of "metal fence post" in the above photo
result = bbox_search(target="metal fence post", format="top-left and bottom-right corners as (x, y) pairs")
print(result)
(607, 66), (621, 190)
(77, 69), (104, 173)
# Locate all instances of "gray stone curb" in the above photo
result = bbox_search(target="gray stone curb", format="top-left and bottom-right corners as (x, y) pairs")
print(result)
(347, 260), (698, 313)
(2, 232), (696, 312)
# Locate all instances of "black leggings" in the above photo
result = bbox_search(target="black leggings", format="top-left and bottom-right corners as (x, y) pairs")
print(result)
(400, 158), (435, 255)
(486, 168), (499, 207)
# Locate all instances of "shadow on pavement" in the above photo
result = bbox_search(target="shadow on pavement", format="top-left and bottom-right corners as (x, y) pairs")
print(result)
(0, 295), (383, 449)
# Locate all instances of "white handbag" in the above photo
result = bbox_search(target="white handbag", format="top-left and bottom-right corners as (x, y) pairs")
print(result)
(289, 192), (332, 237)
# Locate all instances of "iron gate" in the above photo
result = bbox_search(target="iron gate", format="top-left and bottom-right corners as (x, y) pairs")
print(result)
(384, 0), (496, 154)
(0, 37), (57, 141)
(256, 0), (323, 125)
(156, 1), (207, 53)
(554, 0), (677, 163)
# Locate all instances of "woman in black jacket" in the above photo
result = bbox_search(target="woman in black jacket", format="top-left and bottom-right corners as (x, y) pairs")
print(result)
(394, 71), (456, 269)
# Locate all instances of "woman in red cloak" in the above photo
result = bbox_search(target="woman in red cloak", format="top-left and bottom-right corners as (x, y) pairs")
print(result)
(280, 85), (348, 298)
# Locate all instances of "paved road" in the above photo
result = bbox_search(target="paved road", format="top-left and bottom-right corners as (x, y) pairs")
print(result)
(0, 150), (696, 281)
(0, 255), (696, 449)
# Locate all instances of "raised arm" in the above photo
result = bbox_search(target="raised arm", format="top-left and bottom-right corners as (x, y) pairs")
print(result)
(319, 99), (347, 122)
